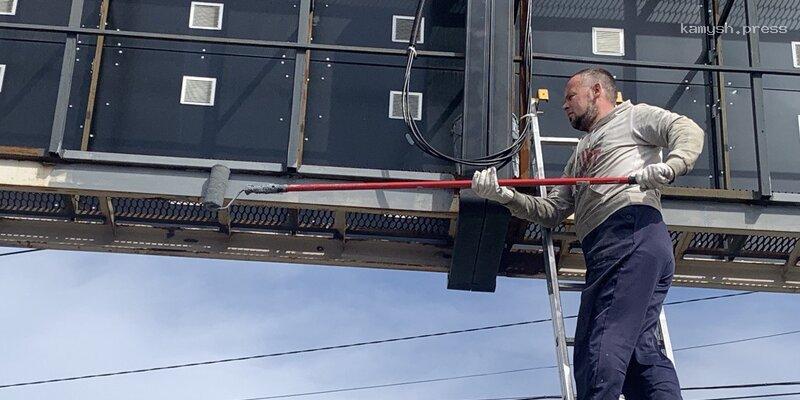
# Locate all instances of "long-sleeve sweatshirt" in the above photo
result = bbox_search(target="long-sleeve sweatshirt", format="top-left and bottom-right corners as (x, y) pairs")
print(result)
(503, 100), (704, 241)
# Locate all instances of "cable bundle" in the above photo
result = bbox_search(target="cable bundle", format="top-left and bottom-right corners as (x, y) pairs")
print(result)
(402, 0), (533, 167)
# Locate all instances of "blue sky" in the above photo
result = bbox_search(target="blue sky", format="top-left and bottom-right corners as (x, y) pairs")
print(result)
(0, 247), (798, 400)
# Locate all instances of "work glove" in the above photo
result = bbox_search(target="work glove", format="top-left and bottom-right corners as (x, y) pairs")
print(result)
(635, 163), (675, 191)
(471, 167), (515, 204)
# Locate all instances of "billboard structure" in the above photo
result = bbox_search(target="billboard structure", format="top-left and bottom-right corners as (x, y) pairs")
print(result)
(0, 0), (799, 293)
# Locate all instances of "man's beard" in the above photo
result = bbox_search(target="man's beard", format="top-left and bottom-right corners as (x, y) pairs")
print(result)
(570, 102), (598, 132)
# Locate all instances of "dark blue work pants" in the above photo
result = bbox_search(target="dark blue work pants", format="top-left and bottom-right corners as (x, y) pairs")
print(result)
(574, 205), (682, 400)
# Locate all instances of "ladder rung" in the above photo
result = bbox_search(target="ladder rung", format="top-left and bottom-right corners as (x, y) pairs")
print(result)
(539, 136), (581, 146)
(558, 282), (586, 292)
(565, 337), (575, 346)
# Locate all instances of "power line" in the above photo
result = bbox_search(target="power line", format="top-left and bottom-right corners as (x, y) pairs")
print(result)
(685, 381), (800, 391)
(674, 329), (800, 352)
(0, 249), (42, 257)
(0, 291), (758, 389)
(235, 379), (800, 400)
(233, 367), (558, 400)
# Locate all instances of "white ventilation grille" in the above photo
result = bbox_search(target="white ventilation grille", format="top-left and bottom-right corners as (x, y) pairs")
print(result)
(189, 2), (224, 30)
(792, 42), (800, 68)
(592, 27), (624, 56)
(0, 0), (18, 15)
(389, 90), (422, 121)
(392, 15), (424, 44)
(181, 76), (217, 106)
(0, 64), (5, 93)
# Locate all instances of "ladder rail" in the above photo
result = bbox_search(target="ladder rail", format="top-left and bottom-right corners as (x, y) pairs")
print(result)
(529, 98), (577, 400)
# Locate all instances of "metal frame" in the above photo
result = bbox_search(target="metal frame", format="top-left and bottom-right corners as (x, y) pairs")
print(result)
(286, 0), (313, 170)
(0, 22), (463, 59)
(48, 0), (84, 157)
(61, 150), (285, 173)
(297, 165), (453, 181)
(743, 0), (771, 198)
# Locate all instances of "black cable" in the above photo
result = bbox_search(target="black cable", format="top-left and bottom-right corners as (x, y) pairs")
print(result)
(401, 0), (530, 167)
(692, 391), (800, 400)
(0, 249), (42, 257)
(0, 291), (757, 389)
(684, 381), (800, 391)
(674, 329), (800, 352)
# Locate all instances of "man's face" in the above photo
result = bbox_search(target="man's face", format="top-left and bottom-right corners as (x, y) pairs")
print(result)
(562, 75), (599, 132)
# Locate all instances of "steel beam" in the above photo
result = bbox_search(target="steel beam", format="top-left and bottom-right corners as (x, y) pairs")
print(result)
(0, 218), (452, 272)
(0, 159), (457, 216)
(488, 0), (514, 177)
(461, 0), (492, 175)
(62, 150), (284, 173)
(81, 0), (111, 151)
(661, 199), (800, 236)
(0, 22), (463, 59)
(48, 0), (84, 156)
(297, 165), (453, 181)
(286, 0), (313, 170)
(743, 0), (771, 198)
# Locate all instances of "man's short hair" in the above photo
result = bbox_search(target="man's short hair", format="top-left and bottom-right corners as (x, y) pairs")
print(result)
(572, 68), (617, 103)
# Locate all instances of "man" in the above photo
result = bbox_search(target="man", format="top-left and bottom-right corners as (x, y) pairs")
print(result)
(472, 68), (704, 400)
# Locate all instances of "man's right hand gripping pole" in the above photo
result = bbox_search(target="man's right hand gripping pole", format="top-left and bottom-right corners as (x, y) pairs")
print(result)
(471, 167), (515, 204)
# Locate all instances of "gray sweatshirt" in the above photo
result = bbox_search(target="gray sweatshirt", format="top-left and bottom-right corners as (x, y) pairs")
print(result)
(504, 100), (704, 241)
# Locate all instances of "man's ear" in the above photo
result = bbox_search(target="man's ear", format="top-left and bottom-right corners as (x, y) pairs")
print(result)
(591, 82), (603, 99)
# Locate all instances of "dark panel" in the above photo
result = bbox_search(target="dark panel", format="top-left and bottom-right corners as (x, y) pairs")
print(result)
(0, 0), (101, 42)
(312, 0), (466, 53)
(64, 46), (294, 163)
(107, 0), (299, 42)
(302, 59), (463, 173)
(763, 89), (800, 193)
(0, 39), (64, 148)
(529, 0), (707, 85)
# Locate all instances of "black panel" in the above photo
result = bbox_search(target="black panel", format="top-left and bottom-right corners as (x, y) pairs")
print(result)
(302, 59), (463, 173)
(63, 46), (294, 163)
(0, 39), (63, 148)
(107, 0), (299, 42)
(312, 0), (466, 53)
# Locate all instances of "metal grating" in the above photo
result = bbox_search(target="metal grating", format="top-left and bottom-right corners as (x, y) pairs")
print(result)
(111, 198), (217, 225)
(389, 91), (422, 120)
(592, 27), (624, 56)
(190, 2), (223, 30)
(0, 190), (70, 217)
(793, 42), (800, 68)
(181, 76), (216, 106)
(0, 0), (16, 15)
(742, 235), (797, 255)
(392, 15), (424, 44)
(347, 212), (449, 238)
(76, 196), (103, 217)
(230, 204), (290, 228)
(669, 230), (681, 249)
(298, 209), (335, 230)
(688, 232), (725, 249)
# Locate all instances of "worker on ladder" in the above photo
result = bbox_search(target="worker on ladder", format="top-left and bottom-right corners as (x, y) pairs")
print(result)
(472, 68), (704, 400)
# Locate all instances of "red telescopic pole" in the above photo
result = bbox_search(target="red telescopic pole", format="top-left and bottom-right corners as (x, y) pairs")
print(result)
(283, 176), (636, 192)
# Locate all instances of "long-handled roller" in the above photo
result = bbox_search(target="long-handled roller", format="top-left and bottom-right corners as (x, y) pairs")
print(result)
(201, 164), (636, 210)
